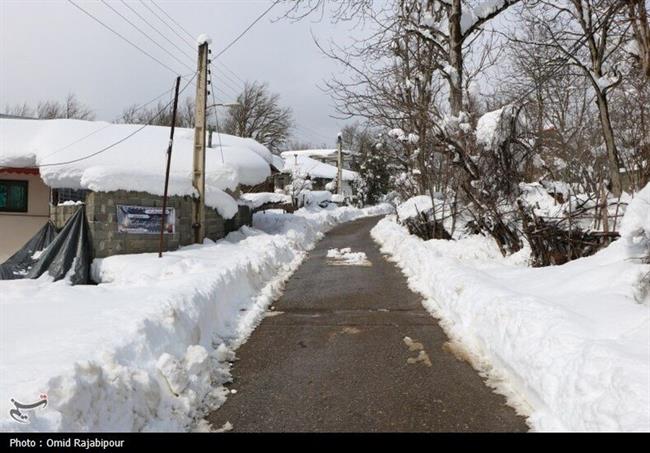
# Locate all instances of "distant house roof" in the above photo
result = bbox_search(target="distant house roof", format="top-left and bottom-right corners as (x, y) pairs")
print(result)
(0, 113), (36, 120)
(280, 149), (356, 159)
(281, 153), (358, 181)
(270, 154), (285, 172)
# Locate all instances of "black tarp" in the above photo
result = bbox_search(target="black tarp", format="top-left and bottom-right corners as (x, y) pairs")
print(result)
(0, 206), (93, 284)
(27, 206), (93, 284)
(0, 220), (57, 280)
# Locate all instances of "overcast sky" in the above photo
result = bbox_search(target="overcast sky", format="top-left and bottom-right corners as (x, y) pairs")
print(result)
(0, 0), (365, 148)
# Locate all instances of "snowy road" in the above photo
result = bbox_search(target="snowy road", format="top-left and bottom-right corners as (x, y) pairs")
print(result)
(207, 216), (528, 432)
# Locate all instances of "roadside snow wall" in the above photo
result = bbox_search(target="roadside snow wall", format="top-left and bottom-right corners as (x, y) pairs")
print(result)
(0, 204), (391, 432)
(372, 206), (650, 431)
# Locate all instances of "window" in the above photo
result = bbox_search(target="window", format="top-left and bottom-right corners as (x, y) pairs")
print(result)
(54, 188), (88, 205)
(0, 180), (28, 212)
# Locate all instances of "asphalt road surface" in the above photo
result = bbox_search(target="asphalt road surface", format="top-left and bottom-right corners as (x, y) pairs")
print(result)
(207, 215), (528, 432)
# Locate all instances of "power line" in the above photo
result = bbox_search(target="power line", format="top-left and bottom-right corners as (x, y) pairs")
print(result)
(100, 0), (194, 73)
(40, 82), (177, 161)
(213, 65), (247, 92)
(67, 0), (181, 75)
(213, 0), (281, 59)
(120, 0), (197, 64)
(136, 0), (330, 145)
(210, 72), (244, 98)
(220, 62), (248, 85)
(138, 0), (197, 50)
(150, 0), (196, 42)
(208, 68), (225, 164)
(2, 73), (198, 171)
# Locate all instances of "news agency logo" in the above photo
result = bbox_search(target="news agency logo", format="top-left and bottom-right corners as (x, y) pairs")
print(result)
(9, 394), (47, 424)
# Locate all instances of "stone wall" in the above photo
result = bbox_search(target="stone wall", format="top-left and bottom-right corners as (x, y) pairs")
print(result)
(50, 190), (251, 258)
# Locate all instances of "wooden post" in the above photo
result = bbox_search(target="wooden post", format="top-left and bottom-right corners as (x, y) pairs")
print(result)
(192, 40), (209, 244)
(208, 124), (214, 149)
(336, 134), (343, 196)
(159, 76), (182, 258)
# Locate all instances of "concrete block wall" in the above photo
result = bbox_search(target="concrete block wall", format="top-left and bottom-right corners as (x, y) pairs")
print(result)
(85, 190), (195, 258)
(225, 205), (253, 233)
(50, 190), (251, 259)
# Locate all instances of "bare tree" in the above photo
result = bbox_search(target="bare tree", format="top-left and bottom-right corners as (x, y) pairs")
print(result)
(311, 0), (525, 252)
(35, 93), (95, 120)
(221, 81), (293, 152)
(36, 100), (63, 119)
(62, 93), (95, 120)
(118, 97), (194, 127)
(3, 102), (34, 118)
(524, 0), (630, 195)
(625, 0), (650, 79)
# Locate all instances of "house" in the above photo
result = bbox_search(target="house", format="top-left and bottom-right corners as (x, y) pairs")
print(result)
(281, 148), (357, 167)
(280, 149), (358, 198)
(0, 118), (274, 261)
(0, 167), (50, 263)
(239, 152), (286, 194)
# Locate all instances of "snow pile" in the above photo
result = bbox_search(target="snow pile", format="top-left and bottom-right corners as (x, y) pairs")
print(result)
(196, 34), (212, 46)
(0, 203), (391, 432)
(518, 182), (564, 218)
(303, 190), (332, 207)
(619, 183), (650, 259)
(372, 209), (650, 431)
(395, 194), (467, 238)
(0, 119), (272, 218)
(326, 248), (372, 266)
(475, 107), (503, 149)
(518, 182), (631, 233)
(396, 195), (434, 219)
(460, 0), (509, 34)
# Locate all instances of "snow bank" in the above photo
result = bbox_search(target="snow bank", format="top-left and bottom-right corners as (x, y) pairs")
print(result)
(620, 183), (650, 258)
(0, 118), (272, 216)
(304, 190), (332, 206)
(0, 203), (391, 432)
(372, 215), (650, 432)
(396, 195), (433, 219)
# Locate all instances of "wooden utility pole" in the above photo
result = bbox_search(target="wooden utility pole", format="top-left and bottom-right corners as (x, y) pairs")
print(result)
(336, 134), (343, 196)
(192, 40), (209, 244)
(207, 124), (215, 149)
(159, 76), (182, 258)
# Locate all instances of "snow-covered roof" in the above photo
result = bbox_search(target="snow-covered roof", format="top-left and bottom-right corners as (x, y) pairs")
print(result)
(239, 192), (291, 209)
(0, 118), (273, 218)
(270, 154), (284, 171)
(280, 148), (356, 159)
(281, 153), (357, 181)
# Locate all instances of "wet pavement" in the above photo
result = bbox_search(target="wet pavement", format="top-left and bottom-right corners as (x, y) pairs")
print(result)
(207, 215), (528, 432)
